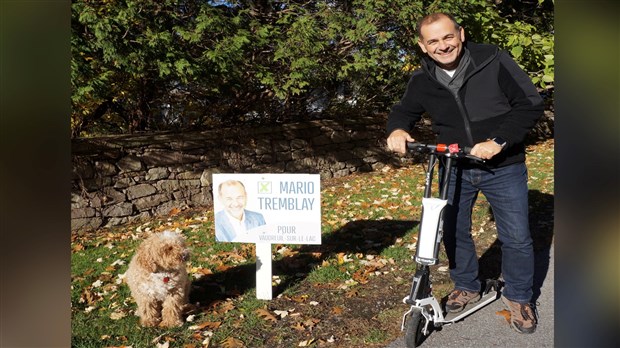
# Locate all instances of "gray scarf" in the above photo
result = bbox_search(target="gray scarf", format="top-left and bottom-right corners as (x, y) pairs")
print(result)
(434, 48), (471, 93)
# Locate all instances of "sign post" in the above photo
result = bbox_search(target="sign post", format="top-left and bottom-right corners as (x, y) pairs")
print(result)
(212, 173), (322, 300)
(255, 242), (273, 299)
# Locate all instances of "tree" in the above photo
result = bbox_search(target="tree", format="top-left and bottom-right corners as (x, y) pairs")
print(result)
(71, 0), (554, 137)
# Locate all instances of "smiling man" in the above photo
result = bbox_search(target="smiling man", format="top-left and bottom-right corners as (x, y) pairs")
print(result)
(416, 14), (466, 70)
(387, 13), (544, 334)
(215, 180), (266, 242)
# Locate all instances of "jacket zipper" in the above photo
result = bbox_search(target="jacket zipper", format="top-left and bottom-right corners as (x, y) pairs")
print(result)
(421, 45), (498, 147)
(452, 91), (475, 146)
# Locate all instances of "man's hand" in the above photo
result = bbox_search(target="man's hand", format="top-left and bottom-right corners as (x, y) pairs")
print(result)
(470, 139), (503, 160)
(387, 129), (415, 154)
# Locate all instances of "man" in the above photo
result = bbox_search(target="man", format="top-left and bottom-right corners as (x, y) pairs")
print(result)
(215, 180), (266, 242)
(387, 13), (543, 334)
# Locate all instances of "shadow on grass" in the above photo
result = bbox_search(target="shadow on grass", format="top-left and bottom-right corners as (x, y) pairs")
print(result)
(190, 190), (553, 307)
(477, 189), (554, 303)
(189, 219), (417, 305)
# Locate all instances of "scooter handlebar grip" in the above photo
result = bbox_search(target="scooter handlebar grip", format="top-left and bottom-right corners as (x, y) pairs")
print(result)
(406, 142), (423, 150)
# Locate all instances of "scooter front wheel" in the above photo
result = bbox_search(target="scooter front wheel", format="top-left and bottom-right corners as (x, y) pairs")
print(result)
(404, 307), (427, 347)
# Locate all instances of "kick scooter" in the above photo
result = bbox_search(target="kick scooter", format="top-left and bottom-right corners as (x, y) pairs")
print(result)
(401, 142), (504, 347)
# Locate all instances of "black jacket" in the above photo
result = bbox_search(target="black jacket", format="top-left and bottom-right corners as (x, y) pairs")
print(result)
(387, 42), (544, 167)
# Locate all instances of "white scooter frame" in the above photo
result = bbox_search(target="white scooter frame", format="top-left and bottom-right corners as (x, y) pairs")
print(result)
(400, 142), (503, 347)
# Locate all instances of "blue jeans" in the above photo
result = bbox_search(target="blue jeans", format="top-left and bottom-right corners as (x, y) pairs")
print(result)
(442, 161), (534, 303)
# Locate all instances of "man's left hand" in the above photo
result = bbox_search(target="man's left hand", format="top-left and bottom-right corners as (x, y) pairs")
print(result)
(470, 140), (503, 160)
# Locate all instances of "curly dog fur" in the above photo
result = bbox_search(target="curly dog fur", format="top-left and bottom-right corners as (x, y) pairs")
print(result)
(125, 231), (190, 327)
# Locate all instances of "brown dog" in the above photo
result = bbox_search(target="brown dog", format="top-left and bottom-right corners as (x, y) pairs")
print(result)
(125, 231), (190, 327)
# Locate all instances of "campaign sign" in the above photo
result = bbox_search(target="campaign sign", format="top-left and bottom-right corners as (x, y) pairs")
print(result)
(212, 173), (321, 245)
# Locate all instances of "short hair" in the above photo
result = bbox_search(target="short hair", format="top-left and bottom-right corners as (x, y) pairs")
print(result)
(416, 12), (461, 39)
(218, 180), (246, 195)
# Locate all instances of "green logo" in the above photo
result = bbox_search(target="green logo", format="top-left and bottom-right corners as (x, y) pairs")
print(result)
(258, 181), (271, 194)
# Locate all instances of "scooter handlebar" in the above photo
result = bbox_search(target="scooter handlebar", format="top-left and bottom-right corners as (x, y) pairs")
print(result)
(406, 142), (484, 162)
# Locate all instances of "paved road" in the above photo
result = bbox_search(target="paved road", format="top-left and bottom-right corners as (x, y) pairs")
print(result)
(386, 244), (554, 348)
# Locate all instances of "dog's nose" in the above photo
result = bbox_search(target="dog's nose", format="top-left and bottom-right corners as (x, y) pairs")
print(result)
(182, 250), (190, 262)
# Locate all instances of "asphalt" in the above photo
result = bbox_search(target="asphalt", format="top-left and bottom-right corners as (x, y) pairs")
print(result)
(385, 244), (554, 348)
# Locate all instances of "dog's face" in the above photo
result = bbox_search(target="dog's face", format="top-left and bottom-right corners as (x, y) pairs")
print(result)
(137, 231), (190, 272)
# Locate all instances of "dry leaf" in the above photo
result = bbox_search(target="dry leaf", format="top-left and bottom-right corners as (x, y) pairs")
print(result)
(255, 308), (277, 323)
(298, 338), (316, 346)
(337, 253), (344, 264)
(303, 318), (320, 329)
(345, 289), (359, 298)
(110, 310), (127, 320)
(212, 300), (235, 314)
(189, 321), (221, 331)
(291, 322), (305, 331)
(220, 337), (245, 348)
(291, 294), (308, 303)
(352, 270), (369, 284)
(274, 309), (289, 319)
(331, 306), (344, 315)
(496, 309), (511, 323)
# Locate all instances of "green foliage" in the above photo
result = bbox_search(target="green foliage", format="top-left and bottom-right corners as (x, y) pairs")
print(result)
(72, 0), (554, 137)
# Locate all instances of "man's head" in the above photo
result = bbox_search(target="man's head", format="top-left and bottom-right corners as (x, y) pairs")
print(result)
(416, 13), (465, 70)
(218, 180), (247, 220)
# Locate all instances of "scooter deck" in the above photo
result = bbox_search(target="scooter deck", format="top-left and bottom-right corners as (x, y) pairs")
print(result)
(441, 289), (500, 324)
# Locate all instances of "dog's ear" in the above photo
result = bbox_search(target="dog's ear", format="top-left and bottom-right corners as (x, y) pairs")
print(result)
(135, 242), (157, 273)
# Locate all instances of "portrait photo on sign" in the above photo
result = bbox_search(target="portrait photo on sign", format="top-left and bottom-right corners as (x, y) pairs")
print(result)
(212, 173), (321, 244)
(213, 179), (266, 242)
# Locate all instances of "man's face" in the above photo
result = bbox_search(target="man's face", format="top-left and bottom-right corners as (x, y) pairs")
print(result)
(417, 16), (465, 70)
(219, 184), (247, 219)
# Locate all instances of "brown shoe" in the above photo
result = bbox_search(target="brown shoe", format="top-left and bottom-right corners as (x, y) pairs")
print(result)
(445, 289), (481, 313)
(501, 296), (537, 334)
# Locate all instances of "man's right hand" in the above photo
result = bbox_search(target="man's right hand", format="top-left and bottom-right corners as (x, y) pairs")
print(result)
(387, 129), (415, 154)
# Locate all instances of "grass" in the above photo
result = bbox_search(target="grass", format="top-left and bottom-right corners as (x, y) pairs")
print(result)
(71, 139), (554, 348)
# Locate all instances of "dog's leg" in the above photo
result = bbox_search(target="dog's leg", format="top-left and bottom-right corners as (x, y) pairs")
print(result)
(138, 297), (162, 327)
(159, 293), (185, 328)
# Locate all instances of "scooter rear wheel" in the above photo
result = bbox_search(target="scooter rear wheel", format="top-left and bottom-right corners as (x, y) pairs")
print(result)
(404, 307), (427, 347)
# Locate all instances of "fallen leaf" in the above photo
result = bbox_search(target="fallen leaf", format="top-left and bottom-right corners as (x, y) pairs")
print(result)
(110, 310), (127, 320)
(211, 300), (235, 314)
(337, 252), (345, 265)
(298, 338), (316, 346)
(274, 309), (289, 319)
(255, 308), (277, 323)
(216, 264), (232, 272)
(220, 336), (245, 348)
(345, 289), (359, 298)
(189, 321), (221, 331)
(303, 318), (320, 329)
(496, 309), (511, 323)
(331, 306), (344, 315)
(291, 322), (305, 331)
(291, 294), (308, 303)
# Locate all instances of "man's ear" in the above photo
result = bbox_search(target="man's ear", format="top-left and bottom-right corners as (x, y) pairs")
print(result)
(459, 27), (465, 42)
(417, 40), (428, 53)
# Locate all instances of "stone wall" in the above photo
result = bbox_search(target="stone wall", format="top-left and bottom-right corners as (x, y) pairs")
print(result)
(71, 116), (399, 232)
